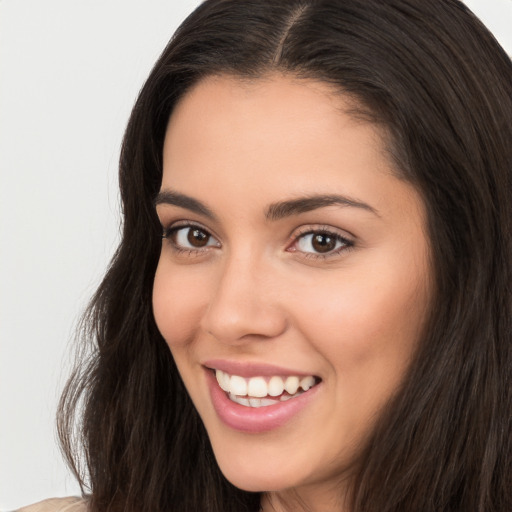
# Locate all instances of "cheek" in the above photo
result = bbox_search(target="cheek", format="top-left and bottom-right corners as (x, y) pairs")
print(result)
(152, 263), (206, 348)
(289, 266), (428, 438)
(293, 260), (428, 376)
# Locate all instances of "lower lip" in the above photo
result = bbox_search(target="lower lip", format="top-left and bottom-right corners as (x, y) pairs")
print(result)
(205, 369), (321, 433)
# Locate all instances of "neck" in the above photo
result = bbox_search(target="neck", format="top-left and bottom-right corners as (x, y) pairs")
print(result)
(260, 486), (350, 512)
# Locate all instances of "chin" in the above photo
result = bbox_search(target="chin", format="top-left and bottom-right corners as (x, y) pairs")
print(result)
(218, 463), (295, 493)
(209, 439), (315, 493)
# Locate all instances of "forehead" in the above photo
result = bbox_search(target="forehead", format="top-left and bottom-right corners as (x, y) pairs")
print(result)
(166, 74), (380, 142)
(164, 76), (390, 176)
(160, 74), (422, 228)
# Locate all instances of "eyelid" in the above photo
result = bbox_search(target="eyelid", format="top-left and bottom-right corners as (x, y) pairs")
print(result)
(286, 224), (354, 259)
(161, 220), (221, 252)
(159, 219), (354, 260)
(161, 219), (218, 238)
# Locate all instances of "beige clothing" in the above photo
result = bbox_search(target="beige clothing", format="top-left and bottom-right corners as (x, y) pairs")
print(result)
(16, 497), (87, 512)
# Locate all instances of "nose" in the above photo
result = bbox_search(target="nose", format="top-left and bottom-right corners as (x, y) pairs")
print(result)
(200, 253), (287, 344)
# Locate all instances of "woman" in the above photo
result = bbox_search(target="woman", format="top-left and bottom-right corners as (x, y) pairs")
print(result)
(20, 0), (512, 511)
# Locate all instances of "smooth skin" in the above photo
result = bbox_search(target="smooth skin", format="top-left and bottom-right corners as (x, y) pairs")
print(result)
(153, 75), (432, 512)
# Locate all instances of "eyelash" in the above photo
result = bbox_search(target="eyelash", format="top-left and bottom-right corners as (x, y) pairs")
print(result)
(162, 221), (220, 257)
(161, 222), (354, 260)
(288, 226), (354, 260)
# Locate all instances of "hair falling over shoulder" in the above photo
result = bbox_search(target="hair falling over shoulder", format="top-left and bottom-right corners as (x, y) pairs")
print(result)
(58, 1), (512, 511)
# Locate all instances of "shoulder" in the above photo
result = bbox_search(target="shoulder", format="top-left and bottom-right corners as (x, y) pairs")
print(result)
(16, 497), (87, 512)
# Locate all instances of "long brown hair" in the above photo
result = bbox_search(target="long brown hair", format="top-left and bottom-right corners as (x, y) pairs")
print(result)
(58, 1), (512, 510)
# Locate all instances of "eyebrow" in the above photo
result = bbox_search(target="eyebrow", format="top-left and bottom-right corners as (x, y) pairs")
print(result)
(265, 194), (379, 220)
(154, 189), (378, 221)
(154, 190), (217, 220)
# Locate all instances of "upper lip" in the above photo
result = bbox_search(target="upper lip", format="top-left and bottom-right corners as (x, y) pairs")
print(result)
(203, 359), (318, 378)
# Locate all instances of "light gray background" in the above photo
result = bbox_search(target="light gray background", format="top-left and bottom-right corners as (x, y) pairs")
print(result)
(1, 0), (511, 509)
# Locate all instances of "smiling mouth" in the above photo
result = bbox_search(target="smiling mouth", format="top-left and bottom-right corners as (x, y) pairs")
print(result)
(214, 369), (320, 408)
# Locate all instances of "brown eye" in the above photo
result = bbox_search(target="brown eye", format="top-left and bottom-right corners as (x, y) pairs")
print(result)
(165, 225), (220, 251)
(294, 230), (351, 256)
(311, 233), (336, 253)
(187, 228), (210, 247)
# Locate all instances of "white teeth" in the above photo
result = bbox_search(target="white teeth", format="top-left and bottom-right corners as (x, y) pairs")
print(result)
(216, 370), (231, 392)
(229, 393), (250, 407)
(247, 377), (268, 398)
(229, 394), (282, 408)
(230, 375), (247, 396)
(268, 376), (284, 396)
(284, 376), (299, 394)
(215, 369), (318, 405)
(260, 398), (279, 406)
(300, 375), (315, 391)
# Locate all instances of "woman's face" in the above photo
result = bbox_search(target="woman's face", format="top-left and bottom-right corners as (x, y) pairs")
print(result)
(153, 75), (431, 504)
